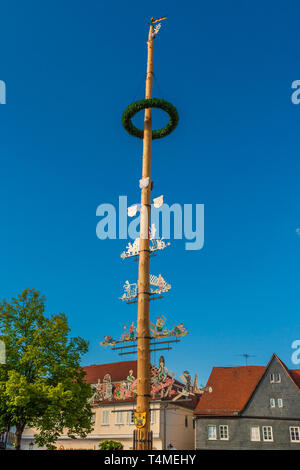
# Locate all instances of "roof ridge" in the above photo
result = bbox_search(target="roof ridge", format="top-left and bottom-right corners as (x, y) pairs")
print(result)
(273, 354), (300, 391)
(83, 360), (137, 368)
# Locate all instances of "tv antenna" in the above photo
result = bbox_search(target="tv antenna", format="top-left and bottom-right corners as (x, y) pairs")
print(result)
(237, 353), (256, 366)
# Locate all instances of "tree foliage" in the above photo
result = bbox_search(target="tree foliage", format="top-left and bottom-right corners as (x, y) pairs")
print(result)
(99, 440), (124, 450)
(0, 288), (93, 449)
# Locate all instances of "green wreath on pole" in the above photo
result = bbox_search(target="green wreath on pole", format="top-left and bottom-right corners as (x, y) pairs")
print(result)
(122, 98), (179, 139)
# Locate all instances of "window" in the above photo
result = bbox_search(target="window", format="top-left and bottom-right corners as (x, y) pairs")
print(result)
(278, 398), (283, 408)
(219, 425), (229, 440)
(101, 409), (109, 426)
(115, 411), (124, 425)
(251, 426), (260, 442)
(208, 425), (217, 440)
(262, 426), (273, 442)
(270, 373), (281, 383)
(128, 411), (135, 425)
(91, 413), (96, 425)
(150, 410), (156, 425)
(185, 416), (188, 428)
(290, 427), (300, 442)
(270, 398), (275, 408)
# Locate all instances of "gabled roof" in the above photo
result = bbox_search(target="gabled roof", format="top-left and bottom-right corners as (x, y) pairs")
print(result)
(271, 353), (300, 390)
(194, 366), (266, 416)
(194, 353), (300, 416)
(83, 360), (137, 384)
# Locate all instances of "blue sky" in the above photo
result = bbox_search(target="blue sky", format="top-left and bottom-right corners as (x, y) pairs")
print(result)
(0, 0), (300, 383)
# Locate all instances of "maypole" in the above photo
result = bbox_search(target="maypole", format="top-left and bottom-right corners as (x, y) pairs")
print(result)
(135, 23), (154, 449)
(99, 17), (212, 451)
(122, 17), (179, 451)
(97, 17), (211, 450)
(113, 17), (179, 450)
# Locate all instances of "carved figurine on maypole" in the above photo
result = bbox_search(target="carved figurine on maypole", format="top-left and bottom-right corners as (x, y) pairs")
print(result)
(99, 315), (188, 348)
(119, 273), (171, 303)
(120, 223), (170, 260)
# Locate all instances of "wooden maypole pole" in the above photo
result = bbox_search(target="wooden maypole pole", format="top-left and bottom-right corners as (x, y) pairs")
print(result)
(136, 23), (154, 450)
(118, 17), (179, 449)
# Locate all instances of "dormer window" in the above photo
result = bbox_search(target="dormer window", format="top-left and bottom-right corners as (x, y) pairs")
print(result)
(270, 373), (281, 383)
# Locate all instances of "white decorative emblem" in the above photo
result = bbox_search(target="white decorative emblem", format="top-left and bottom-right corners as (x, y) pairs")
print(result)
(121, 224), (170, 259)
(128, 204), (139, 217)
(121, 238), (140, 259)
(149, 274), (171, 295)
(119, 280), (138, 301)
(139, 177), (150, 189)
(119, 274), (171, 302)
(150, 238), (170, 252)
(153, 195), (164, 208)
(152, 23), (162, 38)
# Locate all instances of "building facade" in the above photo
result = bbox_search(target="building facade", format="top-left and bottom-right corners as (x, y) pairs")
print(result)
(22, 360), (197, 450)
(194, 354), (300, 450)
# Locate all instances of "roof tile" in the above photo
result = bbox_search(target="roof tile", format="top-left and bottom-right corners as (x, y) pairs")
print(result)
(194, 366), (266, 416)
(194, 359), (300, 416)
(83, 360), (137, 384)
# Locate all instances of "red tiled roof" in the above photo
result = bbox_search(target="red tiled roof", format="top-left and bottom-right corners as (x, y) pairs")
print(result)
(83, 357), (300, 411)
(194, 353), (300, 416)
(83, 360), (137, 384)
(194, 366), (266, 416)
(290, 370), (300, 388)
(82, 360), (183, 387)
(82, 360), (197, 409)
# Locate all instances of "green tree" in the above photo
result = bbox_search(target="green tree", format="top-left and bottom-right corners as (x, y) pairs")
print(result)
(99, 440), (124, 450)
(0, 288), (93, 450)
